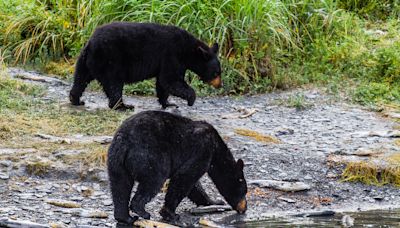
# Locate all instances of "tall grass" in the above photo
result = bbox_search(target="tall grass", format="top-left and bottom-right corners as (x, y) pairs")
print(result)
(0, 0), (399, 101)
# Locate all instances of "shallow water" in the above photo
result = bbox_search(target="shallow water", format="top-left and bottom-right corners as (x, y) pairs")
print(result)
(233, 209), (400, 227)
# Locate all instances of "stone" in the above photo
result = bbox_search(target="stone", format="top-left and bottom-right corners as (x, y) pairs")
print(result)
(102, 199), (113, 206)
(341, 214), (354, 227)
(274, 127), (295, 136)
(249, 179), (311, 192)
(45, 199), (81, 208)
(0, 217), (47, 228)
(189, 205), (232, 214)
(278, 197), (296, 203)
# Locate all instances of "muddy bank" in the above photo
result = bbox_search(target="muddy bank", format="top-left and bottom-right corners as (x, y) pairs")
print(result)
(1, 68), (399, 227)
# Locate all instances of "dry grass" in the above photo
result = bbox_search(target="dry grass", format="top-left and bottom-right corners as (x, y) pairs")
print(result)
(0, 74), (130, 169)
(234, 128), (281, 144)
(25, 161), (52, 176)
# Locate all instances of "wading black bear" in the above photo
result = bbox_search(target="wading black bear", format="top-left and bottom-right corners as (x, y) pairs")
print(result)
(107, 111), (247, 226)
(69, 22), (222, 110)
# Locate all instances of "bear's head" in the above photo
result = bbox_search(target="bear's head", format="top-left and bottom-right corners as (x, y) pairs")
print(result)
(190, 43), (222, 88)
(219, 158), (247, 214)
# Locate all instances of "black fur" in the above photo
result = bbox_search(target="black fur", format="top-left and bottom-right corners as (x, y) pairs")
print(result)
(69, 22), (222, 110)
(107, 111), (247, 225)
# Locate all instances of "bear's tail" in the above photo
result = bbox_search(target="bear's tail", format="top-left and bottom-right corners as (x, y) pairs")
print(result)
(69, 42), (92, 105)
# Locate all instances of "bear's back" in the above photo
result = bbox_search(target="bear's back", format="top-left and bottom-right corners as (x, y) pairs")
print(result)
(90, 22), (195, 54)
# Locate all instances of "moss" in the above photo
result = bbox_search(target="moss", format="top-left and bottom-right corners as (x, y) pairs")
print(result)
(235, 129), (281, 144)
(342, 159), (400, 187)
(342, 161), (379, 185)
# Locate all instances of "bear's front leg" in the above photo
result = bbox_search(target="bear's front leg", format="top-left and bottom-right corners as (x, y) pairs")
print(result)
(188, 182), (225, 206)
(161, 154), (211, 224)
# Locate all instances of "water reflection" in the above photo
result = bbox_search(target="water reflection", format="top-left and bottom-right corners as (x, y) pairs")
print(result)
(231, 209), (400, 227)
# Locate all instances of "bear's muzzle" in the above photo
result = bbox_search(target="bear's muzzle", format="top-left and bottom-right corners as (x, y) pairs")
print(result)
(235, 198), (247, 214)
(208, 76), (223, 88)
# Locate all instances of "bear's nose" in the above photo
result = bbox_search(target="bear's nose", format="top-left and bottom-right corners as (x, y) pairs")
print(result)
(208, 75), (222, 88)
(236, 198), (247, 214)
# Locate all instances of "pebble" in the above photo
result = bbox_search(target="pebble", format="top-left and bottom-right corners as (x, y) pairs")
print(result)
(102, 199), (113, 206)
(2, 68), (400, 226)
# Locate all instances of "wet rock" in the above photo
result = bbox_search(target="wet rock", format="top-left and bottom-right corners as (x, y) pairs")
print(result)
(0, 217), (48, 228)
(199, 218), (222, 228)
(295, 210), (336, 217)
(134, 219), (180, 228)
(278, 197), (296, 203)
(341, 214), (354, 227)
(274, 127), (294, 136)
(189, 205), (232, 215)
(249, 179), (311, 192)
(45, 198), (81, 208)
(372, 195), (384, 201)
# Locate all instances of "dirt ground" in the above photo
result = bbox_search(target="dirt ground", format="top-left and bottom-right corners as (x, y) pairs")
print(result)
(1, 68), (399, 227)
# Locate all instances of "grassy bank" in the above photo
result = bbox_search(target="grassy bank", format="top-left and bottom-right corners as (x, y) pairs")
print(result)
(0, 64), (130, 167)
(0, 0), (399, 104)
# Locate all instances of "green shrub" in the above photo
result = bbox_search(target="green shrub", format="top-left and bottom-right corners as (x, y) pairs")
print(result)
(338, 0), (400, 20)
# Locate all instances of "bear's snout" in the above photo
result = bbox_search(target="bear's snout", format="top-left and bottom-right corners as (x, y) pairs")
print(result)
(235, 198), (247, 214)
(208, 76), (223, 88)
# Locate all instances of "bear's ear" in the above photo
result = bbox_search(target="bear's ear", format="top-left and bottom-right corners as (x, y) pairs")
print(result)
(197, 46), (212, 60)
(211, 43), (219, 54)
(237, 159), (244, 170)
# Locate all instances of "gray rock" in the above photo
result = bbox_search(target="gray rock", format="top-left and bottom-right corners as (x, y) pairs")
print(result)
(249, 179), (311, 192)
(102, 199), (113, 206)
(0, 217), (48, 228)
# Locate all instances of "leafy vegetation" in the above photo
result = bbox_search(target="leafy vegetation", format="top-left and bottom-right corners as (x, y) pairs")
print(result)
(0, 0), (399, 104)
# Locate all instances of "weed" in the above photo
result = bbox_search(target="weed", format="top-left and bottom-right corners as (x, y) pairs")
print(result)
(286, 93), (311, 110)
(234, 128), (281, 144)
(26, 161), (52, 176)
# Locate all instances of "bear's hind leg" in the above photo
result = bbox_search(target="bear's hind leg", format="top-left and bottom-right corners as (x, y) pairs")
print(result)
(109, 170), (137, 226)
(130, 176), (165, 219)
(69, 73), (92, 106)
(188, 182), (225, 206)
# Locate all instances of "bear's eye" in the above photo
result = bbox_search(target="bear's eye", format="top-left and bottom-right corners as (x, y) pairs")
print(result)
(239, 178), (243, 182)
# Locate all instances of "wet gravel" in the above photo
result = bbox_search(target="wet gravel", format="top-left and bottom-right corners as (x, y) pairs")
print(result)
(1, 68), (399, 227)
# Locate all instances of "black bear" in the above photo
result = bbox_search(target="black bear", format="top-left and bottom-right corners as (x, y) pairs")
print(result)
(107, 111), (247, 226)
(69, 22), (222, 110)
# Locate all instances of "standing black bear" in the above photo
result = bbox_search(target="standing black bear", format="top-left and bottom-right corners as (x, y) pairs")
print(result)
(107, 111), (247, 226)
(69, 22), (222, 110)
